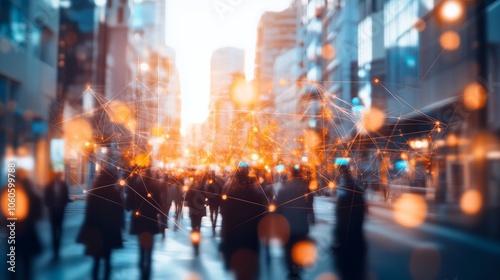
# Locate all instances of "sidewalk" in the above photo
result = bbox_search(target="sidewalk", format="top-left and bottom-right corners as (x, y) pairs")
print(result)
(366, 189), (498, 240)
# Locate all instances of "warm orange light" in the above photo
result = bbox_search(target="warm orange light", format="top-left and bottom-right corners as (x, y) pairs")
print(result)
(308, 180), (318, 191)
(183, 185), (189, 192)
(119, 179), (126, 186)
(291, 240), (317, 267)
(373, 78), (379, 84)
(222, 194), (227, 200)
(361, 107), (385, 132)
(135, 211), (140, 216)
(268, 204), (276, 213)
(140, 62), (149, 72)
(64, 118), (92, 149)
(231, 79), (257, 106)
(315, 272), (340, 280)
(107, 101), (133, 125)
(328, 181), (335, 189)
(147, 193), (152, 198)
(1, 187), (29, 220)
(393, 193), (427, 227)
(414, 19), (426, 32)
(134, 153), (150, 167)
(190, 231), (201, 244)
(279, 78), (287, 86)
(440, 1), (463, 22)
(460, 189), (482, 215)
(321, 44), (335, 60)
(440, 31), (460, 51)
(463, 82), (487, 110)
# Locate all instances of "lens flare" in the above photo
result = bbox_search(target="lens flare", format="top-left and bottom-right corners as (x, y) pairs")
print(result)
(393, 193), (427, 227)
(460, 189), (482, 215)
(439, 31), (460, 51)
(291, 240), (317, 267)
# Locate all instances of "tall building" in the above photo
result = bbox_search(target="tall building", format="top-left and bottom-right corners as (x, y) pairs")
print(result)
(255, 4), (297, 112)
(208, 47), (245, 166)
(0, 0), (60, 186)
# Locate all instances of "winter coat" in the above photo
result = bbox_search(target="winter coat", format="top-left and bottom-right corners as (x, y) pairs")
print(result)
(126, 173), (162, 235)
(77, 172), (124, 256)
(276, 177), (310, 238)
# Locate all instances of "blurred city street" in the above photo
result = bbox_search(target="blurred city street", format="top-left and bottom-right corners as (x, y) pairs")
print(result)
(2, 0), (500, 279)
(2, 188), (499, 280)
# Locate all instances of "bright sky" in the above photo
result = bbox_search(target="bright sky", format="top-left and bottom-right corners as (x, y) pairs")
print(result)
(165, 0), (291, 129)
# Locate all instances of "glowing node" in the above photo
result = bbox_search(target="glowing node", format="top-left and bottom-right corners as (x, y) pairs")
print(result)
(373, 78), (380, 84)
(440, 31), (460, 51)
(460, 189), (482, 215)
(328, 181), (335, 189)
(222, 194), (228, 200)
(393, 193), (427, 227)
(463, 82), (487, 110)
(183, 185), (189, 192)
(147, 193), (152, 198)
(135, 211), (140, 216)
(291, 240), (317, 267)
(119, 179), (126, 186)
(83, 190), (87, 194)
(268, 204), (276, 213)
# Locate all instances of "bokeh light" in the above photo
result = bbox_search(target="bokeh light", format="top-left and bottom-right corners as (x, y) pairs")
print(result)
(231, 79), (257, 107)
(190, 231), (201, 244)
(439, 31), (460, 51)
(64, 118), (92, 148)
(463, 82), (487, 110)
(1, 186), (29, 220)
(321, 44), (335, 60)
(460, 189), (482, 215)
(107, 101), (133, 125)
(393, 193), (427, 227)
(291, 240), (317, 267)
(315, 273), (340, 280)
(257, 213), (290, 246)
(361, 107), (385, 132)
(439, 0), (463, 22)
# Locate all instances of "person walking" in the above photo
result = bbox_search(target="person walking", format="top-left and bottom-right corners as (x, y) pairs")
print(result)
(125, 168), (162, 280)
(204, 171), (223, 236)
(220, 162), (268, 280)
(185, 172), (207, 256)
(44, 170), (71, 261)
(77, 167), (124, 280)
(276, 164), (311, 279)
(332, 164), (367, 280)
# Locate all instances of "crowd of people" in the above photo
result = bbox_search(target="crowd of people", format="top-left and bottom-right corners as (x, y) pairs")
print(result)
(2, 161), (367, 280)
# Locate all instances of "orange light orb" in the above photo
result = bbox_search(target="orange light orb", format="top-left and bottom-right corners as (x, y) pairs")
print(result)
(361, 107), (385, 132)
(291, 240), (317, 267)
(440, 31), (460, 51)
(268, 204), (276, 213)
(190, 231), (201, 244)
(1, 187), (29, 220)
(119, 179), (126, 186)
(393, 193), (427, 227)
(460, 189), (482, 215)
(463, 82), (487, 110)
(321, 44), (335, 60)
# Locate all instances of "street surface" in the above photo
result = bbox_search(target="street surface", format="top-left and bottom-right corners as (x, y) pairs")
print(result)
(2, 192), (500, 280)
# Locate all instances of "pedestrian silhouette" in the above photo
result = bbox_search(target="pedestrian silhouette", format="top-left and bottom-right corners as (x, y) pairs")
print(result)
(125, 168), (162, 280)
(5, 168), (43, 280)
(220, 162), (268, 280)
(332, 164), (367, 280)
(185, 172), (207, 256)
(44, 170), (71, 261)
(77, 167), (124, 280)
(204, 171), (223, 236)
(276, 164), (311, 279)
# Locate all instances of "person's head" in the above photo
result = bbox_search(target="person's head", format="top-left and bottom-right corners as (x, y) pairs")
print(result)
(235, 161), (250, 184)
(289, 164), (303, 178)
(338, 164), (350, 175)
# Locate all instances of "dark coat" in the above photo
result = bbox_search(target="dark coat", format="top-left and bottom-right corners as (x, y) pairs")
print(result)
(333, 172), (367, 280)
(276, 177), (310, 238)
(44, 177), (70, 212)
(185, 182), (206, 217)
(127, 173), (162, 235)
(220, 175), (268, 267)
(77, 172), (124, 257)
